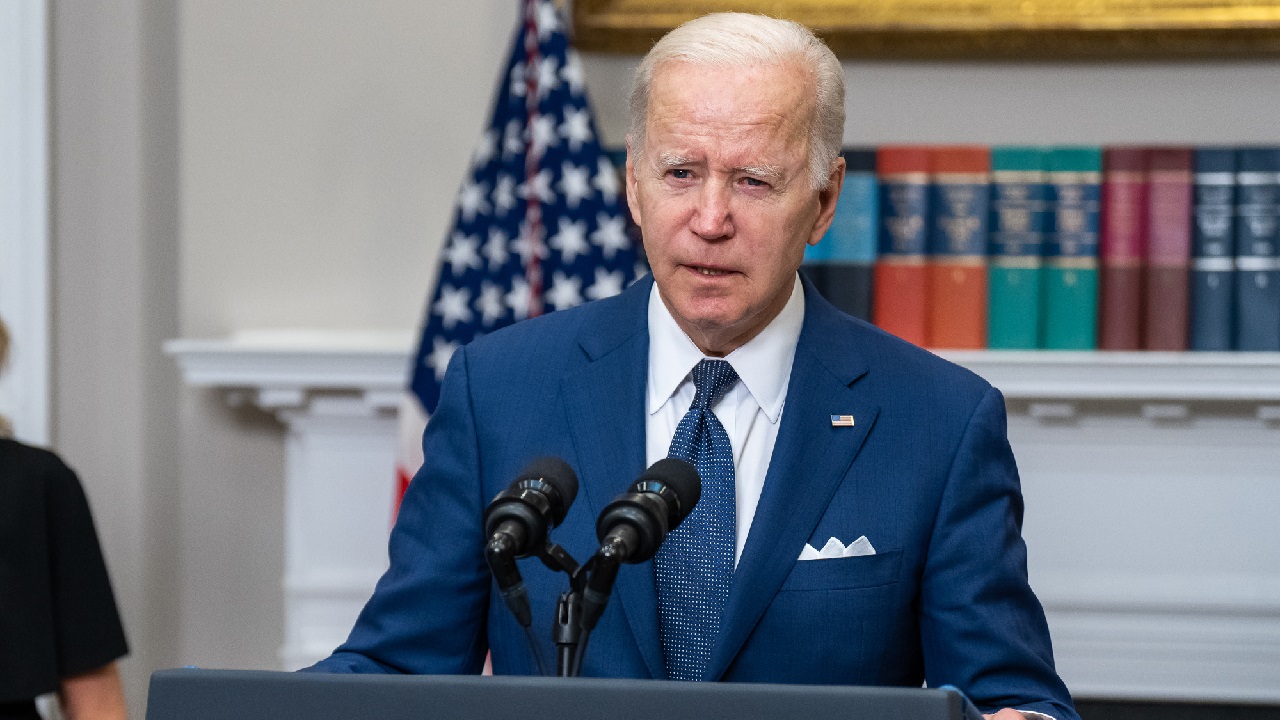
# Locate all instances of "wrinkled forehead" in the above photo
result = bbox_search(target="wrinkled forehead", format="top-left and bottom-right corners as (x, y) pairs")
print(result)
(646, 58), (817, 129)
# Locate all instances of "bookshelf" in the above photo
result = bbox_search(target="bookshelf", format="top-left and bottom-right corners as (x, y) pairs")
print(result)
(168, 333), (1280, 698)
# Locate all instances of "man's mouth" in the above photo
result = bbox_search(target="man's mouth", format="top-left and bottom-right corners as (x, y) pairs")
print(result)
(689, 265), (733, 276)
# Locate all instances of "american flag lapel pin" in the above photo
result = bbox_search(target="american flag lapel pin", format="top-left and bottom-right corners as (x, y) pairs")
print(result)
(830, 414), (855, 427)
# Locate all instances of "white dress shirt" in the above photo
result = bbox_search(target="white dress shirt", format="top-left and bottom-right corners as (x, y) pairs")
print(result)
(645, 275), (805, 564)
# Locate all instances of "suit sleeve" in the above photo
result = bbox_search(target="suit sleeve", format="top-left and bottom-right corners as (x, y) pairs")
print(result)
(919, 386), (1079, 720)
(303, 345), (491, 674)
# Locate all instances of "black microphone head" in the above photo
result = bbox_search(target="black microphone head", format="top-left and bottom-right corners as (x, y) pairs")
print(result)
(516, 456), (579, 525)
(635, 458), (700, 529)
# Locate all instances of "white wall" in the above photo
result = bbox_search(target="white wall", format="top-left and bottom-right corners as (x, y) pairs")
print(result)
(44, 0), (1280, 714)
(0, 0), (49, 445)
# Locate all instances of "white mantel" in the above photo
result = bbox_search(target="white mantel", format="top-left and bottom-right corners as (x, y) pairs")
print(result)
(167, 333), (1280, 701)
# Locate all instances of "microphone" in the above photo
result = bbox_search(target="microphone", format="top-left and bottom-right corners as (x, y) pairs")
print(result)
(483, 457), (579, 627)
(594, 458), (701, 564)
(577, 458), (700, 645)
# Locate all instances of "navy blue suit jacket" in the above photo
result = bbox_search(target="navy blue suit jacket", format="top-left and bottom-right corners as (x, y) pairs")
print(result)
(308, 276), (1077, 720)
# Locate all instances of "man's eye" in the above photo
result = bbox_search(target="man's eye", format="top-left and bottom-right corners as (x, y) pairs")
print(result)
(743, 177), (768, 188)
(669, 169), (692, 179)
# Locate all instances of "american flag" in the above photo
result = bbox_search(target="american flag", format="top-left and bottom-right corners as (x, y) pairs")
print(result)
(396, 0), (645, 503)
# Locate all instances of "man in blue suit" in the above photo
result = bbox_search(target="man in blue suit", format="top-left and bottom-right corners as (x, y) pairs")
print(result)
(307, 12), (1077, 720)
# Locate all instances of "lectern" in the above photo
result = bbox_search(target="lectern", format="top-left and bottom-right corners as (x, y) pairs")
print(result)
(147, 669), (984, 720)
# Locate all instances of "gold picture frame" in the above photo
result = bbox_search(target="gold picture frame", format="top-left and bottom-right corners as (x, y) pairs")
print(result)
(572, 0), (1280, 58)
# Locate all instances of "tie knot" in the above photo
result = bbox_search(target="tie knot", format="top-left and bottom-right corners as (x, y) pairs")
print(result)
(690, 359), (738, 410)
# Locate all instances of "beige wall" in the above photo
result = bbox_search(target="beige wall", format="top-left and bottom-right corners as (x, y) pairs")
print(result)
(51, 0), (181, 714)
(47, 0), (1280, 714)
(173, 0), (520, 683)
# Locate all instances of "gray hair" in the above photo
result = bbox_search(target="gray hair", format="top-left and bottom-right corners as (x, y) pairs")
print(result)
(627, 13), (846, 190)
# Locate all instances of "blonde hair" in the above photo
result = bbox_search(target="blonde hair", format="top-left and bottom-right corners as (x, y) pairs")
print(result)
(0, 317), (10, 438)
(627, 12), (846, 190)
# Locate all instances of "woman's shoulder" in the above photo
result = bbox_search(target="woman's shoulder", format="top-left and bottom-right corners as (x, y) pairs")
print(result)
(0, 437), (80, 488)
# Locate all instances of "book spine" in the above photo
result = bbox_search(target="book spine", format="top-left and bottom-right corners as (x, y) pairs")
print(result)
(822, 148), (878, 321)
(988, 147), (1048, 349)
(874, 146), (931, 346)
(926, 146), (990, 349)
(1044, 147), (1102, 350)
(1235, 147), (1280, 351)
(1143, 148), (1194, 350)
(1099, 147), (1148, 350)
(1190, 148), (1237, 351)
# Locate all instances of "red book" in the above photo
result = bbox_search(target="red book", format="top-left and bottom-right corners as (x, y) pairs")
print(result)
(874, 147), (931, 347)
(926, 146), (990, 349)
(1099, 148), (1148, 350)
(1144, 148), (1193, 350)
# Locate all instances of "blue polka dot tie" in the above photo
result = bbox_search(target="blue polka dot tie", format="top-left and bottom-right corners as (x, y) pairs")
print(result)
(656, 358), (739, 681)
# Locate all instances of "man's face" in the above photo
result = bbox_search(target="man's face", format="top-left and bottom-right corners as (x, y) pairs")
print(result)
(626, 60), (843, 356)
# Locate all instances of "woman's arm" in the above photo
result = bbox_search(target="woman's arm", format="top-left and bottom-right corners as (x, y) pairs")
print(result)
(59, 662), (128, 720)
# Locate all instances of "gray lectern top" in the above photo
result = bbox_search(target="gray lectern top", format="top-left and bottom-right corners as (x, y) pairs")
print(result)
(147, 669), (984, 720)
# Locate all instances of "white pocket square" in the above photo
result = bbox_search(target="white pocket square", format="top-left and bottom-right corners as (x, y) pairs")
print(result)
(798, 535), (876, 560)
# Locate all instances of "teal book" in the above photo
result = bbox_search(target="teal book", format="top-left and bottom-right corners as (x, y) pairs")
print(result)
(988, 147), (1049, 349)
(821, 149), (878, 320)
(1044, 147), (1103, 349)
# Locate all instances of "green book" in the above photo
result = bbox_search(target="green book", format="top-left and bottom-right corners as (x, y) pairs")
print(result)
(1044, 147), (1103, 349)
(988, 147), (1049, 349)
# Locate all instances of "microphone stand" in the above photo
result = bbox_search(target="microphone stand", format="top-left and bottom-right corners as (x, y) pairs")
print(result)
(534, 542), (625, 677)
(494, 541), (630, 677)
(532, 543), (585, 677)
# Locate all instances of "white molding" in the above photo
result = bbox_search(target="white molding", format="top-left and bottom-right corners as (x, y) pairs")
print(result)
(0, 0), (50, 445)
(168, 331), (408, 669)
(167, 337), (1280, 408)
(939, 351), (1280, 402)
(1050, 608), (1280, 703)
(166, 330), (414, 418)
(165, 330), (412, 391)
(1036, 572), (1280, 616)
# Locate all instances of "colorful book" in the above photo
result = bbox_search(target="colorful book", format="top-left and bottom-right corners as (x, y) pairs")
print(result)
(874, 146), (931, 346)
(1190, 148), (1237, 351)
(821, 149), (878, 321)
(988, 147), (1048, 349)
(1044, 147), (1102, 350)
(1099, 147), (1149, 351)
(1143, 148), (1194, 351)
(926, 146), (990, 349)
(1235, 147), (1280, 351)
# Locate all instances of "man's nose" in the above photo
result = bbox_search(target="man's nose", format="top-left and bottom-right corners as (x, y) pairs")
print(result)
(689, 182), (733, 240)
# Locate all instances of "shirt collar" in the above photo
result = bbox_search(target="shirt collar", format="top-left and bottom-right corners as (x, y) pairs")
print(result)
(647, 275), (804, 424)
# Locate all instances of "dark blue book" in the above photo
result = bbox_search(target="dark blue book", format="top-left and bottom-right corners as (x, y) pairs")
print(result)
(1235, 147), (1280, 351)
(1191, 149), (1237, 351)
(821, 149), (878, 320)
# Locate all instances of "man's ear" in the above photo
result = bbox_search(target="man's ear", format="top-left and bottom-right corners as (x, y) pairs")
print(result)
(809, 155), (846, 246)
(625, 135), (642, 227)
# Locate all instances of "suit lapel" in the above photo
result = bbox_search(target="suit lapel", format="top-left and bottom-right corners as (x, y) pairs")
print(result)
(559, 277), (664, 678)
(706, 286), (881, 681)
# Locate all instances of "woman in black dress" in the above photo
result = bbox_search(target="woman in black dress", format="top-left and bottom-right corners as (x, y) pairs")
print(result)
(0, 318), (129, 720)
